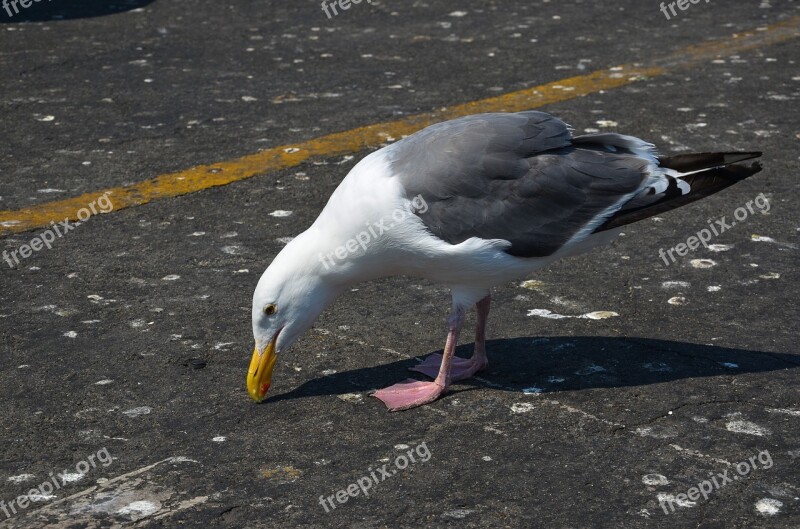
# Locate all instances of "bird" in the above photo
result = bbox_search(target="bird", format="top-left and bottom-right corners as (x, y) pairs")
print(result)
(247, 110), (762, 411)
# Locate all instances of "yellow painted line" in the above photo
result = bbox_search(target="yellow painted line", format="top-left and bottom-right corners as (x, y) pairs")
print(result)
(2, 16), (799, 237)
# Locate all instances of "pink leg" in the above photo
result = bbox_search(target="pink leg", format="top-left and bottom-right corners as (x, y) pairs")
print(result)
(372, 307), (465, 411)
(411, 295), (490, 381)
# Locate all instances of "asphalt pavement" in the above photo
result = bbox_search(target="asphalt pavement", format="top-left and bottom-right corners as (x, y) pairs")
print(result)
(1, 1), (799, 528)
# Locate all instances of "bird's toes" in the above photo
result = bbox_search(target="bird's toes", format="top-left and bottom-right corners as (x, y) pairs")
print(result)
(371, 379), (444, 411)
(408, 353), (445, 377)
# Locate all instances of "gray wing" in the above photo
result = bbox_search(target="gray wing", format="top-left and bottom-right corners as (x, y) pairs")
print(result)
(387, 111), (654, 257)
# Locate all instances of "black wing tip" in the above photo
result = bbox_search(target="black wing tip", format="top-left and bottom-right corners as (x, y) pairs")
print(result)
(749, 160), (764, 173)
(659, 151), (763, 173)
(725, 151), (762, 164)
(726, 160), (764, 180)
(596, 160), (764, 232)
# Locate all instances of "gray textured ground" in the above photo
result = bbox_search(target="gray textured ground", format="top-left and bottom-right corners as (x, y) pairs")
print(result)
(1, 1), (799, 528)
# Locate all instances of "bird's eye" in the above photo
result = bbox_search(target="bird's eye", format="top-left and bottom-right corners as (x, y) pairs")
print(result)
(263, 304), (277, 316)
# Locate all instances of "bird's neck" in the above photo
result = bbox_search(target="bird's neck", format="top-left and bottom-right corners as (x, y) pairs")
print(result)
(276, 228), (354, 293)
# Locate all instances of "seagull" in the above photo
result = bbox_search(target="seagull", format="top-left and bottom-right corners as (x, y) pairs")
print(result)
(247, 111), (762, 411)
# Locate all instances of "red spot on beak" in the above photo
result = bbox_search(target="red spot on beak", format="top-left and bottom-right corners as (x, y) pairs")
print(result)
(260, 382), (270, 395)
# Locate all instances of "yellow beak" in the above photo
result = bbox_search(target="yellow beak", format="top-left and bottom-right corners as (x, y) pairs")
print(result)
(247, 336), (278, 402)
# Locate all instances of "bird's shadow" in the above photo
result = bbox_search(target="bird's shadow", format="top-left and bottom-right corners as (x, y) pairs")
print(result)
(264, 336), (799, 404)
(0, 0), (155, 23)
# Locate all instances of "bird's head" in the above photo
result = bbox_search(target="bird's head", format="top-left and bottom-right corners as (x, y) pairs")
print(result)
(247, 232), (342, 402)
